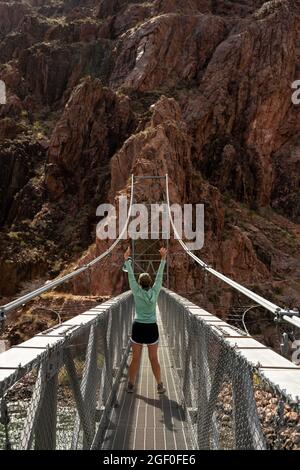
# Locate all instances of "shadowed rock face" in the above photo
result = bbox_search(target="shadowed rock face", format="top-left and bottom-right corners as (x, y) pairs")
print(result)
(0, 0), (300, 325)
(110, 13), (228, 90)
(0, 139), (45, 227)
(0, 2), (31, 40)
(46, 77), (136, 203)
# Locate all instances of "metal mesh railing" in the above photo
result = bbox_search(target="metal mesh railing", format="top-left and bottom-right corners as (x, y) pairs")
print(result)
(1, 287), (300, 451)
(158, 289), (300, 450)
(0, 293), (134, 450)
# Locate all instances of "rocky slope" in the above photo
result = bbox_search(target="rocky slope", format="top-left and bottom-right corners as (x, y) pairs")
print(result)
(0, 0), (300, 344)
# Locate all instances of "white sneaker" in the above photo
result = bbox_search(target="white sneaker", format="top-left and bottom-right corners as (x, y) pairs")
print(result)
(157, 382), (166, 394)
(126, 382), (134, 393)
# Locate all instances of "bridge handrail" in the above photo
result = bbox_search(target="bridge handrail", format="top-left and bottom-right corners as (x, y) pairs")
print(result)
(165, 174), (300, 328)
(0, 176), (134, 318)
(159, 289), (300, 450)
(0, 292), (131, 397)
(0, 292), (134, 450)
(161, 288), (300, 405)
(1, 289), (299, 450)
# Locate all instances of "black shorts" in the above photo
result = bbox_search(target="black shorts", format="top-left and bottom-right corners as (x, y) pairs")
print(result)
(131, 322), (159, 345)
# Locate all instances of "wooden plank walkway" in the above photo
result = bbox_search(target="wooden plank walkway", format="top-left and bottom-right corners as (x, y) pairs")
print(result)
(101, 314), (193, 450)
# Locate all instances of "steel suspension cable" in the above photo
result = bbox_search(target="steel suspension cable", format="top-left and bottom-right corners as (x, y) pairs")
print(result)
(165, 174), (300, 327)
(0, 175), (135, 316)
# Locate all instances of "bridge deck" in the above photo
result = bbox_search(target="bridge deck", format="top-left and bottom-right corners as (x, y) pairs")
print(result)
(101, 316), (193, 450)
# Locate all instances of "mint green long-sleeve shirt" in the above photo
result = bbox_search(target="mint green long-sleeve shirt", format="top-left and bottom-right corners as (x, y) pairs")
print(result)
(125, 259), (166, 324)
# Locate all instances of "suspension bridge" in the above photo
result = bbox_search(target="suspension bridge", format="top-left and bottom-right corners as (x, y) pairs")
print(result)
(0, 175), (299, 450)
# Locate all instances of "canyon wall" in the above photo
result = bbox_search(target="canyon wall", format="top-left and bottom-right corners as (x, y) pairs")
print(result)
(0, 0), (299, 335)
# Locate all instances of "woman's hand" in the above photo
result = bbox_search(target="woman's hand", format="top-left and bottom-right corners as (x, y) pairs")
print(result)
(159, 247), (168, 260)
(124, 246), (131, 260)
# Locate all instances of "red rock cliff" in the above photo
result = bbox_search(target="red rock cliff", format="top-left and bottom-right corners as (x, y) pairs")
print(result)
(0, 0), (299, 329)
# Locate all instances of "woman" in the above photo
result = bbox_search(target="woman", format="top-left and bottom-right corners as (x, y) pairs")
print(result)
(123, 246), (167, 394)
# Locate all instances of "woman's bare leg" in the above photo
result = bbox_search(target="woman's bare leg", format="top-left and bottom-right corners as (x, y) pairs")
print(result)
(128, 343), (143, 384)
(147, 343), (161, 384)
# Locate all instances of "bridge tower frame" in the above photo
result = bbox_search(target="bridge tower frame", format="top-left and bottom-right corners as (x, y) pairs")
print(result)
(131, 175), (169, 288)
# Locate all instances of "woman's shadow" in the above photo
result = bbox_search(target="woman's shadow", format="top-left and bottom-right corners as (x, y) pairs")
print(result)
(134, 392), (186, 432)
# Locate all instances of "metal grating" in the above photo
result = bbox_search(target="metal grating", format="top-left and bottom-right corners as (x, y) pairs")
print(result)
(101, 313), (193, 450)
